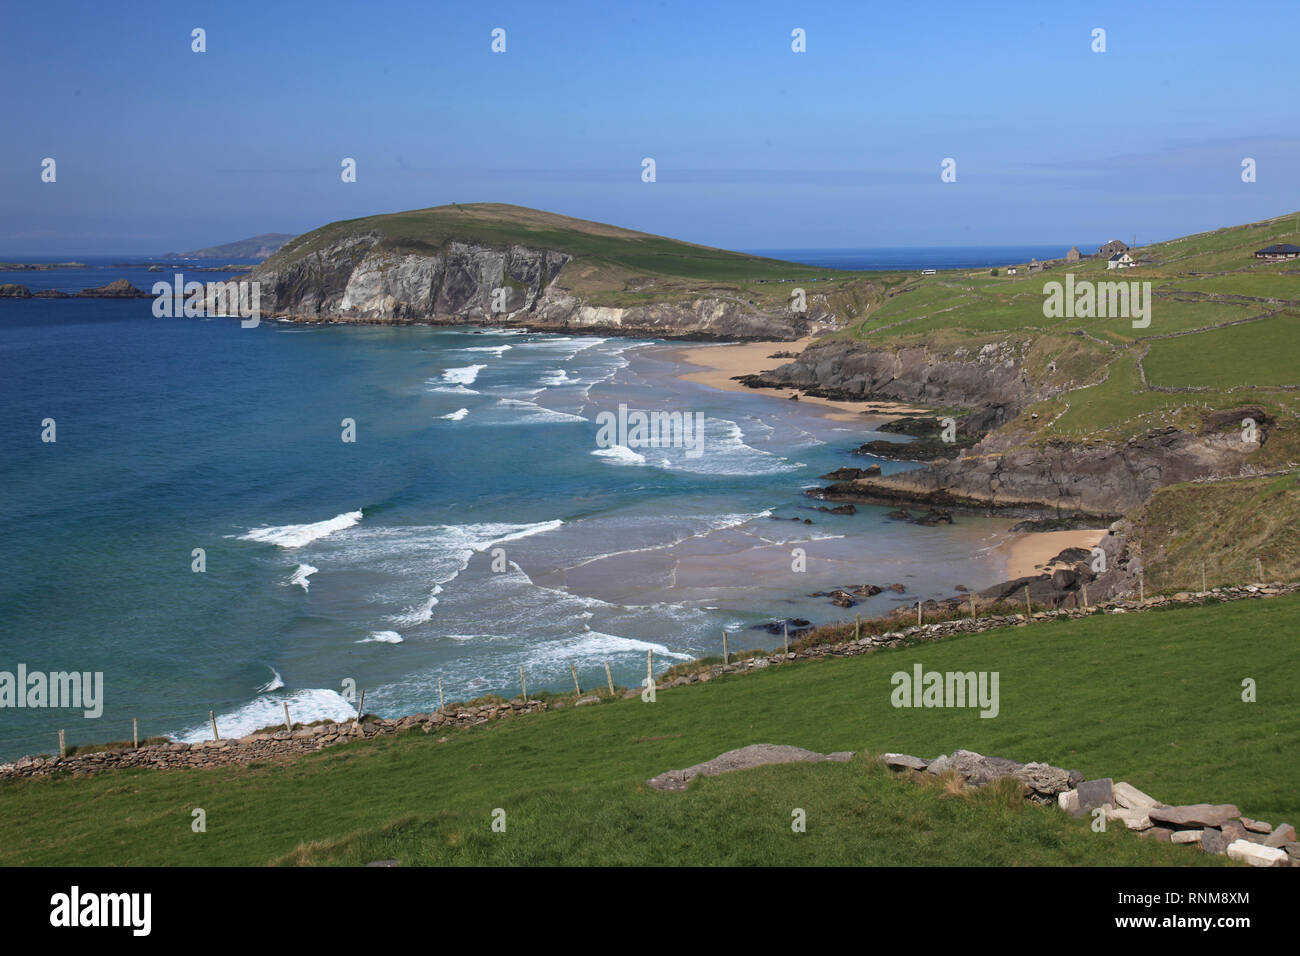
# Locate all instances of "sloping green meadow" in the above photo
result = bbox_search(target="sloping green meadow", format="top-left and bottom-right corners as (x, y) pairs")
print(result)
(1143, 310), (1300, 389)
(2, 596), (1294, 866)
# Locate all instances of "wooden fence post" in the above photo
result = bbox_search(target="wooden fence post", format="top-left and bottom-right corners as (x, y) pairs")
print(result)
(437, 677), (444, 712)
(604, 661), (615, 696)
(647, 649), (653, 693)
(132, 717), (139, 749)
(570, 662), (581, 696)
(783, 621), (789, 656)
(519, 666), (527, 702)
(58, 729), (66, 759)
(1024, 585), (1032, 618)
(283, 701), (292, 732)
(1081, 582), (1088, 609)
(209, 710), (220, 741)
(1201, 560), (1207, 594)
(356, 689), (365, 726)
(855, 613), (861, 640)
(722, 630), (729, 665)
(1257, 556), (1264, 583)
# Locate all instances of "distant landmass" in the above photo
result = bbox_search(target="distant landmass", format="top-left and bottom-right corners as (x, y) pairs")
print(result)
(163, 233), (296, 261)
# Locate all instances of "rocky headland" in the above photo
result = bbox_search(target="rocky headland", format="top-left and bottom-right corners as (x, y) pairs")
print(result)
(245, 234), (829, 340)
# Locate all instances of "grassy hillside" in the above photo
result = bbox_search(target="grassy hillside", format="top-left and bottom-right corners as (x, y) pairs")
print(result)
(1130, 473), (1300, 591)
(819, 211), (1300, 574)
(822, 209), (1300, 445)
(2, 596), (1295, 866)
(261, 202), (900, 310)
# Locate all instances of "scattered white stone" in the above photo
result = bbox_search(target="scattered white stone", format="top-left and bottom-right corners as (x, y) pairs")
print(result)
(1106, 806), (1153, 830)
(1226, 840), (1287, 867)
(1113, 781), (1162, 810)
(1171, 830), (1203, 844)
(1058, 789), (1080, 814)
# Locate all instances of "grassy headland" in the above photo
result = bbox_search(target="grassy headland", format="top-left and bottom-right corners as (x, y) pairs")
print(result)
(260, 201), (901, 312)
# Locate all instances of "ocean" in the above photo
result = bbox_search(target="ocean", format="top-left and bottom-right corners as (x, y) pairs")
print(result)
(0, 256), (1016, 760)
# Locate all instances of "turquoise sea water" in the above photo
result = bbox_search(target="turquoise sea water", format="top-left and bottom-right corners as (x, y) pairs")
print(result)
(0, 265), (1014, 760)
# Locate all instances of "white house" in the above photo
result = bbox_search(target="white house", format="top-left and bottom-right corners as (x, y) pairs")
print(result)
(1107, 252), (1136, 270)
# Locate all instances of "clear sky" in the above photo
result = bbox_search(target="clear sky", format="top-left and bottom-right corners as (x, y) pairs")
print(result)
(2, 0), (1296, 254)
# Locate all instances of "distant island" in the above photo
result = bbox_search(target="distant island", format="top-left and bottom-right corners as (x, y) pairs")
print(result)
(0, 261), (87, 270)
(163, 232), (296, 261)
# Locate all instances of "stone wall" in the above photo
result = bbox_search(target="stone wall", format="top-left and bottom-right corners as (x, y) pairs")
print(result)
(0, 700), (548, 778)
(3, 582), (1295, 781)
(879, 751), (1297, 867)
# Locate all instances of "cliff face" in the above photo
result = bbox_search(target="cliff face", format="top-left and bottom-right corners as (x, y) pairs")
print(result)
(813, 414), (1271, 518)
(747, 338), (1048, 431)
(250, 235), (570, 322)
(248, 234), (817, 340)
(758, 335), (1276, 517)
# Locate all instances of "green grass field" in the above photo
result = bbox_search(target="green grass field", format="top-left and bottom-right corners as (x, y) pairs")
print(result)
(3, 596), (1295, 866)
(818, 210), (1300, 446)
(1143, 310), (1300, 389)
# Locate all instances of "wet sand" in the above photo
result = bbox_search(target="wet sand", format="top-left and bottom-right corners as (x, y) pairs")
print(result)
(663, 338), (929, 423)
(998, 529), (1108, 579)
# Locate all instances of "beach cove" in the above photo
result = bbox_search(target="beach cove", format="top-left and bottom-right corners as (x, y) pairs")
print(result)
(3, 299), (1036, 760)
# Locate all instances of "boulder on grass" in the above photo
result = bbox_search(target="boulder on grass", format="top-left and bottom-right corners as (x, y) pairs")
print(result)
(1076, 778), (1114, 812)
(1200, 829), (1229, 855)
(1139, 826), (1174, 842)
(880, 753), (927, 772)
(949, 750), (1024, 786)
(1112, 781), (1162, 810)
(646, 744), (854, 792)
(1106, 807), (1153, 831)
(1015, 763), (1075, 797)
(1220, 820), (1248, 844)
(1148, 804), (1241, 828)
(1265, 823), (1296, 848)
(1226, 840), (1287, 867)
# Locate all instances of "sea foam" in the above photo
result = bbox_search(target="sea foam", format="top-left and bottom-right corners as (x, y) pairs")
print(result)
(591, 444), (646, 466)
(441, 364), (487, 385)
(173, 688), (356, 743)
(359, 631), (404, 644)
(240, 510), (362, 548)
(288, 564), (318, 591)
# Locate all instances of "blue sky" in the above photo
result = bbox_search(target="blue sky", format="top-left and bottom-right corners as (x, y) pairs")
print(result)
(1, 0), (1296, 253)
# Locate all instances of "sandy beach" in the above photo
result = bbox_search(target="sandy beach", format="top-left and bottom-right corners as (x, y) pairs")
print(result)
(664, 338), (928, 423)
(997, 529), (1108, 580)
(662, 337), (1105, 591)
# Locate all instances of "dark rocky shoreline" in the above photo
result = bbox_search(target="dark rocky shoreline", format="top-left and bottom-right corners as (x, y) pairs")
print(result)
(0, 278), (150, 299)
